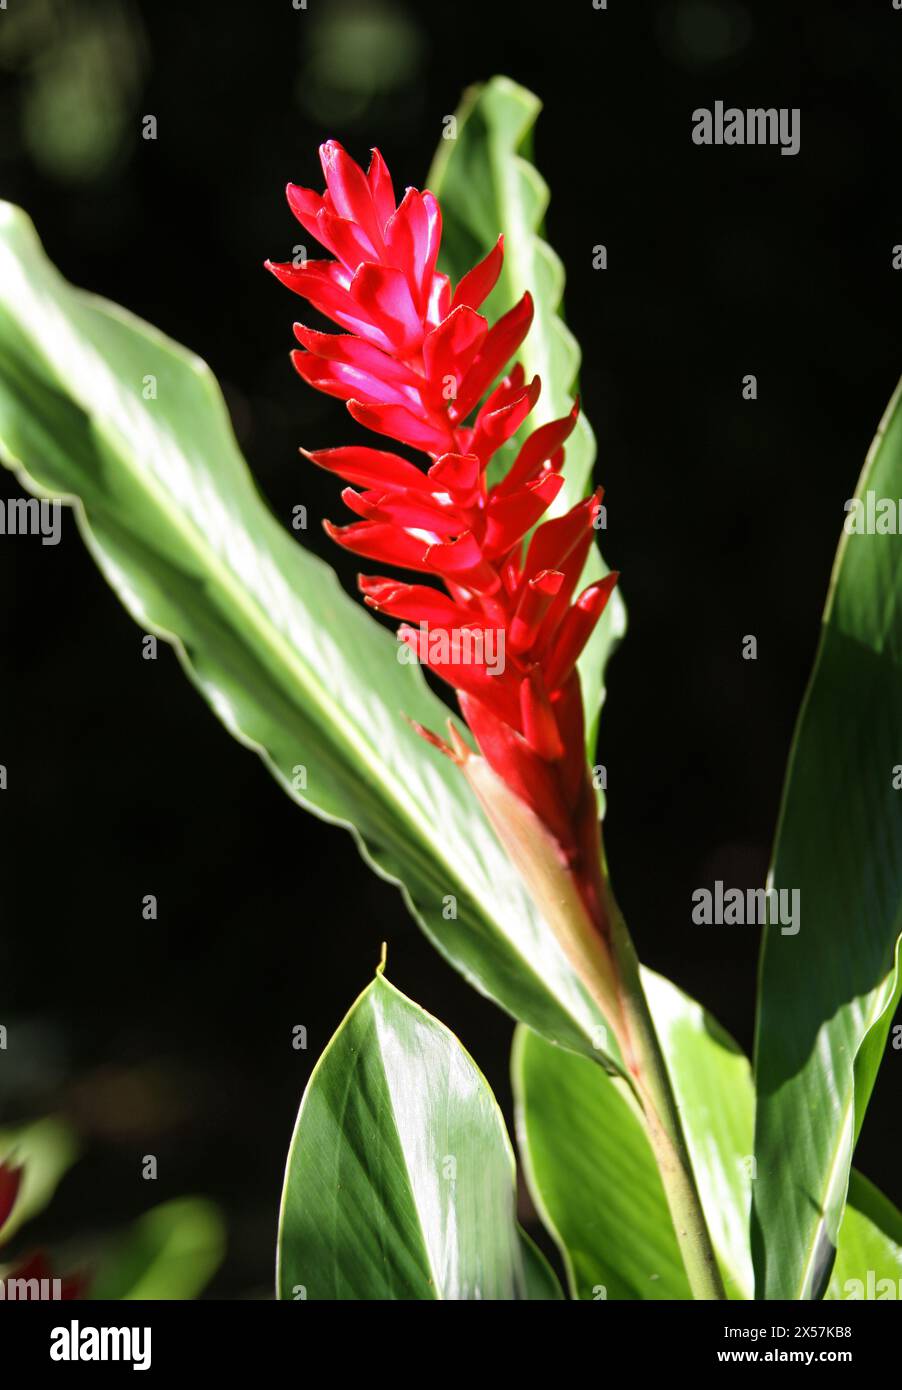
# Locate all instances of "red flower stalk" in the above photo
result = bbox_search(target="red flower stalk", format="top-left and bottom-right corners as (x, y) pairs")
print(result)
(266, 142), (619, 937)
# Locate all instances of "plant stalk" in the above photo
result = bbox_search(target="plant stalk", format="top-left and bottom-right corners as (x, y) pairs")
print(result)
(459, 749), (727, 1298)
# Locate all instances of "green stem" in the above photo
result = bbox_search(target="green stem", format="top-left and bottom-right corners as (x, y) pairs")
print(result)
(460, 750), (727, 1298)
(605, 896), (727, 1301)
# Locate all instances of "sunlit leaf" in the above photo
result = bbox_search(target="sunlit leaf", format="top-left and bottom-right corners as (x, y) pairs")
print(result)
(278, 968), (563, 1300)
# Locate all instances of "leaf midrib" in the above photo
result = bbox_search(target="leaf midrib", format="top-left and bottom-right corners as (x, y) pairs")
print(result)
(371, 982), (444, 1299)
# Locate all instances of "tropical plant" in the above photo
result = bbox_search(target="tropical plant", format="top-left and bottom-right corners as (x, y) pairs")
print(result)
(1, 75), (899, 1300)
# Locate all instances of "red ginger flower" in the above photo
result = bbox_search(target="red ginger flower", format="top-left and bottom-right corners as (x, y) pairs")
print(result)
(267, 142), (619, 934)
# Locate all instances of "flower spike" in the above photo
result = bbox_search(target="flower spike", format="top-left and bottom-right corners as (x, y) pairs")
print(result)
(268, 141), (619, 935)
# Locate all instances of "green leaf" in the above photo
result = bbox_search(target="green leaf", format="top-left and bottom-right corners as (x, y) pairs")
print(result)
(0, 200), (620, 1070)
(515, 972), (896, 1302)
(0, 1116), (79, 1244)
(277, 968), (563, 1300)
(513, 971), (751, 1300)
(87, 1198), (225, 1300)
(513, 1027), (690, 1300)
(429, 75), (626, 757)
(753, 380), (902, 1299)
(827, 1171), (902, 1301)
(642, 970), (754, 1298)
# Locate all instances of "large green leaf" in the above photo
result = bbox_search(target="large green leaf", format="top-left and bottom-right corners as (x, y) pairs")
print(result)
(514, 971), (893, 1301)
(277, 967), (563, 1300)
(87, 1198), (225, 1300)
(0, 200), (621, 1070)
(429, 76), (626, 754)
(753, 380), (902, 1299)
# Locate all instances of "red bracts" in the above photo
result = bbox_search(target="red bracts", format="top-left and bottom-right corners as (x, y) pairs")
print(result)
(268, 142), (618, 931)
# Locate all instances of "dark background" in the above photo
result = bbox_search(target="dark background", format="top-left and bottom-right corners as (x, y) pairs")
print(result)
(1, 0), (899, 1296)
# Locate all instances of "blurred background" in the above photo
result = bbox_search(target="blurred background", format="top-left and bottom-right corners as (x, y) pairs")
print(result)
(1, 0), (900, 1295)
